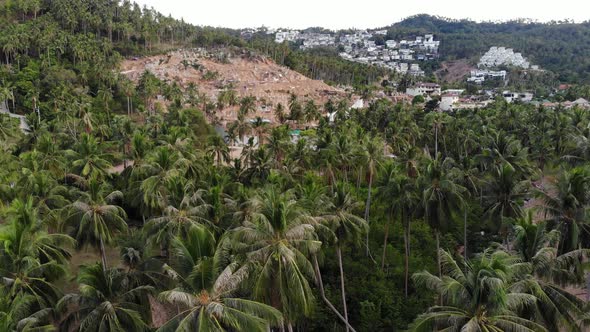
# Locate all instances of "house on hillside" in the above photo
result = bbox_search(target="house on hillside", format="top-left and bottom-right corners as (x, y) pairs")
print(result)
(440, 93), (460, 111)
(406, 83), (441, 97)
(503, 91), (534, 103)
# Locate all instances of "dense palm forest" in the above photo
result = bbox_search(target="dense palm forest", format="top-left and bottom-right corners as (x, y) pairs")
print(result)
(2, 1), (590, 331)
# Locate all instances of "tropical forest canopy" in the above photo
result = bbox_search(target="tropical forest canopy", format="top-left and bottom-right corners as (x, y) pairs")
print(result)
(1, 1), (590, 332)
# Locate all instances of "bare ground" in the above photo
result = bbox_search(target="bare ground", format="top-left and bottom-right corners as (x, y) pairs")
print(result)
(120, 50), (347, 125)
(435, 59), (475, 83)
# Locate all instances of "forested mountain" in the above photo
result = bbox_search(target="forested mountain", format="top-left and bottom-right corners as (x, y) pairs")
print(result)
(384, 14), (590, 83)
(2, 1), (590, 332)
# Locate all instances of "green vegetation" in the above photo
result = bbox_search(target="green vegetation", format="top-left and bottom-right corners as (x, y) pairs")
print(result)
(1, 1), (590, 332)
(388, 14), (590, 83)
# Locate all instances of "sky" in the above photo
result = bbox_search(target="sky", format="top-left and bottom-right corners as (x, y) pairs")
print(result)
(131, 0), (590, 30)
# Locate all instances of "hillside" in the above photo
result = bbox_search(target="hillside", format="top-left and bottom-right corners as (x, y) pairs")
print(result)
(120, 49), (346, 124)
(3, 2), (590, 332)
(383, 14), (590, 83)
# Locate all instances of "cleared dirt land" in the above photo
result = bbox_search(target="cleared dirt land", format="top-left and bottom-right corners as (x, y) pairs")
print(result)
(120, 49), (347, 124)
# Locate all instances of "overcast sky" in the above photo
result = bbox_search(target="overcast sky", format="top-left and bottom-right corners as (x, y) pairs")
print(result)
(131, 0), (590, 30)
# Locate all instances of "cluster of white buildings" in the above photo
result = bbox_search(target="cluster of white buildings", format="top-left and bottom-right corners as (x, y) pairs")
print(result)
(502, 91), (534, 103)
(478, 47), (537, 70)
(274, 29), (441, 77)
(467, 47), (540, 84)
(337, 33), (439, 76)
(274, 30), (336, 49)
(404, 84), (537, 111)
(274, 30), (301, 43)
(406, 82), (442, 97)
(467, 69), (507, 84)
(300, 33), (337, 50)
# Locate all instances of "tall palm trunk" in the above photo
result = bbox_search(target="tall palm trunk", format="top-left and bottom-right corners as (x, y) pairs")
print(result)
(357, 166), (362, 190)
(436, 230), (443, 305)
(312, 255), (357, 332)
(464, 208), (468, 261)
(381, 211), (393, 271)
(435, 125), (438, 156)
(436, 230), (441, 278)
(364, 169), (373, 256)
(127, 96), (131, 116)
(336, 245), (349, 331)
(99, 236), (108, 271)
(404, 224), (409, 298)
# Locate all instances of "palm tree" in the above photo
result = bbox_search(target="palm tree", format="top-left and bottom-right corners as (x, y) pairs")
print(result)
(119, 77), (135, 116)
(409, 249), (546, 332)
(274, 103), (287, 124)
(57, 263), (152, 332)
(304, 100), (321, 123)
(251, 116), (268, 146)
(535, 166), (590, 253)
(421, 155), (465, 277)
(512, 214), (590, 331)
(0, 115), (18, 143)
(144, 188), (213, 257)
(65, 178), (128, 270)
(158, 226), (283, 331)
(0, 290), (55, 332)
(15, 168), (69, 228)
(206, 134), (229, 166)
(321, 184), (367, 331)
(66, 133), (113, 180)
(477, 131), (531, 176)
(239, 96), (256, 116)
(456, 156), (481, 259)
(424, 111), (450, 156)
(233, 187), (321, 329)
(0, 197), (73, 309)
(133, 147), (189, 215)
(266, 125), (290, 167)
(361, 135), (384, 256)
(0, 81), (15, 112)
(484, 162), (529, 245)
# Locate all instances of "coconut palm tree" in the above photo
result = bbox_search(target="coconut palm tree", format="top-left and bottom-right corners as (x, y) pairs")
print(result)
(66, 133), (113, 180)
(119, 77), (135, 116)
(409, 249), (546, 332)
(0, 197), (73, 309)
(483, 162), (529, 247)
(64, 177), (128, 270)
(57, 263), (152, 332)
(239, 96), (256, 116)
(133, 147), (189, 215)
(421, 155), (465, 277)
(360, 135), (384, 256)
(512, 214), (590, 331)
(233, 186), (321, 329)
(251, 116), (268, 146)
(206, 134), (229, 166)
(321, 184), (367, 331)
(157, 226), (283, 331)
(144, 187), (213, 257)
(535, 166), (590, 253)
(0, 290), (55, 332)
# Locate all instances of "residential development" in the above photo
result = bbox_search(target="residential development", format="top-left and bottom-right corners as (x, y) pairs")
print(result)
(273, 29), (440, 76)
(467, 47), (540, 83)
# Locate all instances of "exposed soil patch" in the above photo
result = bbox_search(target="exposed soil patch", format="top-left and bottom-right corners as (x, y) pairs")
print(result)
(435, 59), (475, 83)
(120, 50), (347, 126)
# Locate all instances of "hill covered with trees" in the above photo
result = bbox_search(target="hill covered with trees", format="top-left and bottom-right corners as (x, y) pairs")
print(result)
(384, 14), (590, 83)
(2, 1), (590, 332)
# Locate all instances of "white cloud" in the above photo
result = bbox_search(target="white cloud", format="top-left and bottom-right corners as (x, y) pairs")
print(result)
(132, 0), (590, 29)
